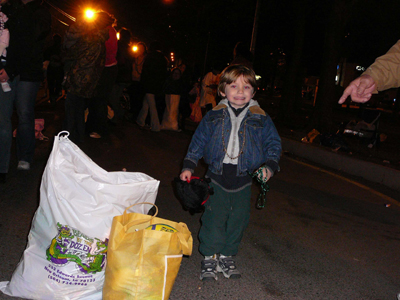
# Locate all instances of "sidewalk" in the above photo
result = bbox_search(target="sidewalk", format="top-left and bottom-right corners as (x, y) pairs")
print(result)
(281, 137), (400, 191)
(255, 94), (400, 192)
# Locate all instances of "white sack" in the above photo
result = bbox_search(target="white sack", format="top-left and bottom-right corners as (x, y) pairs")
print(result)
(0, 131), (159, 300)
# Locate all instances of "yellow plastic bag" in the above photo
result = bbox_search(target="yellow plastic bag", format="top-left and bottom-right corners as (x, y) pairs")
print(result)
(103, 202), (193, 300)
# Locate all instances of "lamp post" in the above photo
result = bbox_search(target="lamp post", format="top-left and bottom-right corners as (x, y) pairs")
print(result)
(250, 0), (260, 56)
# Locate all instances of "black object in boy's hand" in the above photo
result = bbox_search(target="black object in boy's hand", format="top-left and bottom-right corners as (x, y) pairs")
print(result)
(174, 177), (214, 213)
(250, 166), (270, 209)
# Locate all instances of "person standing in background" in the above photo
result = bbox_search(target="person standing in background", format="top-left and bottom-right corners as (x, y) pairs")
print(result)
(230, 42), (254, 70)
(130, 41), (147, 118)
(0, 0), (51, 183)
(108, 27), (134, 123)
(136, 41), (168, 132)
(43, 33), (64, 106)
(160, 67), (183, 131)
(86, 11), (118, 139)
(62, 12), (109, 144)
(199, 66), (220, 116)
(0, 0), (11, 92)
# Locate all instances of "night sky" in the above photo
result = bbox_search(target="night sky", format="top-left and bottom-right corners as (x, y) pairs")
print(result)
(47, 0), (400, 80)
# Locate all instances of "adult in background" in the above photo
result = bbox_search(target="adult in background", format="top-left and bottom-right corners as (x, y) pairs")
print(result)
(43, 33), (64, 106)
(108, 27), (134, 123)
(62, 12), (109, 144)
(86, 11), (118, 139)
(136, 41), (168, 132)
(177, 60), (194, 131)
(0, 0), (51, 183)
(130, 41), (147, 118)
(160, 67), (183, 131)
(230, 42), (254, 70)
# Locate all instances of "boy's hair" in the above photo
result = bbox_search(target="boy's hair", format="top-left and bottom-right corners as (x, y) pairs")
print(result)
(217, 64), (257, 96)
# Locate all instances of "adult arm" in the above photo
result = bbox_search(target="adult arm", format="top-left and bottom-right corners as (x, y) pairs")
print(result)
(339, 39), (400, 104)
(363, 39), (400, 92)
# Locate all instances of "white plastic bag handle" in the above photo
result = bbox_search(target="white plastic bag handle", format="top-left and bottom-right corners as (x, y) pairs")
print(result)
(57, 131), (70, 140)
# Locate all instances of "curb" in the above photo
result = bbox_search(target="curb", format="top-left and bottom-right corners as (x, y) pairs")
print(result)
(281, 137), (400, 192)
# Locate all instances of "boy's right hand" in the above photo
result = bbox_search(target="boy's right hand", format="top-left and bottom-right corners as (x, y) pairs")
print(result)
(180, 170), (192, 182)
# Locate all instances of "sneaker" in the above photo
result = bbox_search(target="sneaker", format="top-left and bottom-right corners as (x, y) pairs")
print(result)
(89, 132), (101, 139)
(17, 161), (30, 171)
(200, 255), (218, 281)
(217, 255), (241, 279)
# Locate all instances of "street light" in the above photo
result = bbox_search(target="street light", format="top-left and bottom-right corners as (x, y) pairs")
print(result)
(84, 9), (95, 21)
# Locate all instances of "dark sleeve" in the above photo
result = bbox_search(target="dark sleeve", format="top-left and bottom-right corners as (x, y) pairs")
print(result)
(182, 159), (197, 174)
(4, 4), (51, 79)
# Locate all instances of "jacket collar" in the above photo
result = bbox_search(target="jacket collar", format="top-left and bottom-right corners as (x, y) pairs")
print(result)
(213, 99), (266, 116)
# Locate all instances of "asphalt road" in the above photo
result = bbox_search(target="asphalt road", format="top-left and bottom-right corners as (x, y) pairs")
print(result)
(1, 101), (399, 300)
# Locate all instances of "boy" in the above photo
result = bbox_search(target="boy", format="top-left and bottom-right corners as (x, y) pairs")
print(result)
(180, 64), (282, 280)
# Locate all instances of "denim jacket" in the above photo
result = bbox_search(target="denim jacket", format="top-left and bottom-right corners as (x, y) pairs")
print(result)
(184, 100), (282, 177)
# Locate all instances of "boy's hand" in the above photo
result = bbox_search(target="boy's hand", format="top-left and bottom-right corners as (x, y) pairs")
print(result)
(261, 167), (272, 182)
(180, 170), (192, 182)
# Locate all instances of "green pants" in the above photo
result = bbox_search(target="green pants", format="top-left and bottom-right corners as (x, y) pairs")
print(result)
(199, 183), (251, 256)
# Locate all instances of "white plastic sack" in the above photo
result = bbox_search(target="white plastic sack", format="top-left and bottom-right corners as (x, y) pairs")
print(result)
(0, 131), (160, 300)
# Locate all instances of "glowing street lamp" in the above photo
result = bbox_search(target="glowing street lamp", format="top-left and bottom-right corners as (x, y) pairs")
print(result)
(132, 45), (138, 52)
(84, 9), (95, 21)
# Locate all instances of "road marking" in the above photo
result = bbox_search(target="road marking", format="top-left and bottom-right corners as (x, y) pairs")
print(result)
(286, 156), (399, 207)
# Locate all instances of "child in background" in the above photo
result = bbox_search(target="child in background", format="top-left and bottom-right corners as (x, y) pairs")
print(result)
(0, 3), (10, 92)
(179, 64), (282, 281)
(199, 66), (220, 115)
(189, 80), (202, 123)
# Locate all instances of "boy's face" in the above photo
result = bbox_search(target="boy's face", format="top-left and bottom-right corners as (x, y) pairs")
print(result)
(220, 75), (255, 109)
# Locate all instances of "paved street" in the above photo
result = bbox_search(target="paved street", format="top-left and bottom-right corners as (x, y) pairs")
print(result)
(1, 100), (400, 299)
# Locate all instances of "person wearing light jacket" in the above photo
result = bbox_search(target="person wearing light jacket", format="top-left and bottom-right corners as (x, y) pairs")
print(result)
(339, 39), (400, 104)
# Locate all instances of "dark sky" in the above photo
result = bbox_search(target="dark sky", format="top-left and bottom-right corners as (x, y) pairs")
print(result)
(47, 0), (400, 78)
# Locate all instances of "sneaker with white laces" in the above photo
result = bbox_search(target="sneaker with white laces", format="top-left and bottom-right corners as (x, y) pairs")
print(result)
(217, 255), (241, 279)
(200, 255), (218, 281)
(17, 161), (30, 171)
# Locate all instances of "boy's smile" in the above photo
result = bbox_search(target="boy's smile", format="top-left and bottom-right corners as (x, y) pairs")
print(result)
(220, 75), (255, 109)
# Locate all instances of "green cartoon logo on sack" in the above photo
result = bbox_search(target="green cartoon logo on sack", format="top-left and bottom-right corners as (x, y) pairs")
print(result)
(46, 223), (108, 274)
